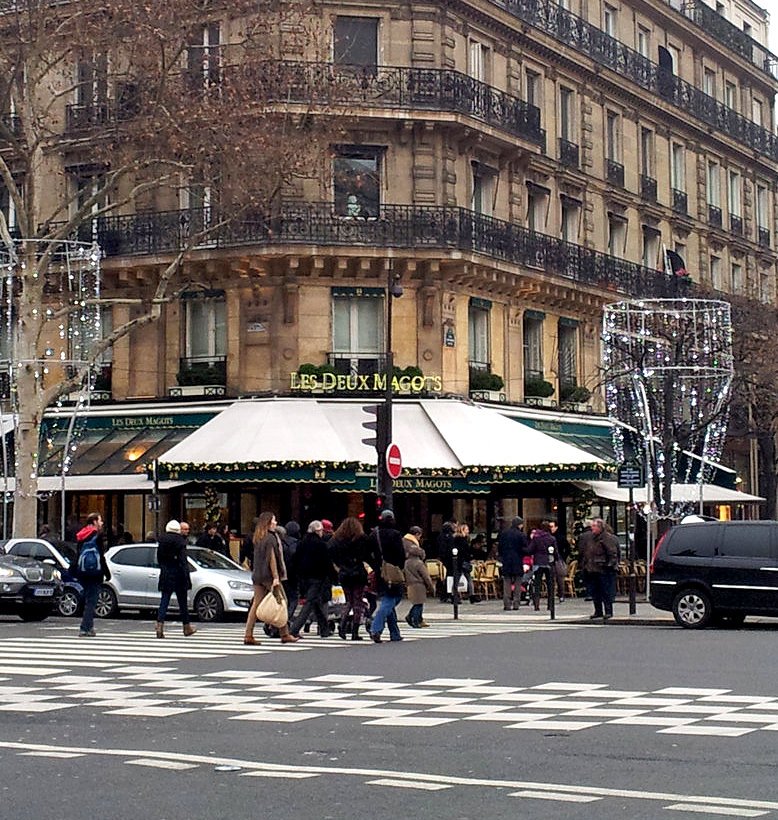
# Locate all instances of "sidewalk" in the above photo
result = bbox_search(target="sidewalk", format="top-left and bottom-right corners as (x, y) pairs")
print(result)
(417, 595), (675, 626)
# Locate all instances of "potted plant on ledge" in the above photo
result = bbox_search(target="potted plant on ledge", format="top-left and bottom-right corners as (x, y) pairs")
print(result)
(469, 368), (506, 403)
(524, 376), (556, 408)
(560, 384), (592, 413)
(169, 359), (227, 398)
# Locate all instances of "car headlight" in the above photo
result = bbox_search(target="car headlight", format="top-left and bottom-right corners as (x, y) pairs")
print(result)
(228, 580), (254, 591)
(0, 567), (19, 579)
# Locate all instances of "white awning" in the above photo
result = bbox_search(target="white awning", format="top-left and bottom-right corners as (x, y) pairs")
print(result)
(1, 474), (187, 492)
(578, 481), (763, 504)
(1, 414), (13, 437)
(158, 398), (604, 471)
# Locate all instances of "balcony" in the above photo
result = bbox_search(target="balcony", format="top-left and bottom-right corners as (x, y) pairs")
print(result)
(682, 0), (778, 79)
(708, 204), (722, 228)
(559, 138), (579, 168)
(606, 159), (624, 188)
(759, 227), (771, 248)
(730, 214), (743, 235)
(170, 355), (227, 398)
(65, 103), (113, 131)
(672, 189), (688, 215)
(258, 61), (545, 147)
(640, 175), (657, 202)
(327, 352), (385, 379)
(502, 0), (778, 161)
(94, 203), (689, 299)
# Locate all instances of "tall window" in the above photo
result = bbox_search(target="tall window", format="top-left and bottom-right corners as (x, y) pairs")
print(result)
(557, 321), (577, 392)
(608, 215), (626, 257)
(526, 187), (547, 232)
(468, 41), (490, 82)
(756, 184), (769, 229)
(525, 70), (541, 109)
(606, 112), (620, 161)
(731, 262), (743, 293)
(725, 82), (737, 109)
(180, 178), (214, 234)
(728, 170), (741, 217)
(603, 4), (617, 36)
(671, 143), (685, 191)
(667, 44), (681, 74)
(559, 87), (574, 142)
(523, 313), (544, 380)
(71, 170), (107, 243)
(184, 294), (226, 362)
(0, 183), (17, 236)
(75, 50), (108, 109)
(334, 147), (381, 217)
(472, 163), (496, 216)
(468, 301), (490, 370)
(333, 16), (378, 68)
(752, 99), (763, 126)
(710, 255), (722, 290)
(332, 292), (383, 362)
(640, 128), (654, 177)
(760, 270), (773, 304)
(707, 161), (720, 206)
(637, 26), (650, 57)
(703, 68), (716, 98)
(642, 228), (659, 268)
(187, 23), (221, 90)
(561, 199), (579, 242)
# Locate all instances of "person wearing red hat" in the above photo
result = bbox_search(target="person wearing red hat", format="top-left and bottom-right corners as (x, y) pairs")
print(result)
(321, 519), (334, 543)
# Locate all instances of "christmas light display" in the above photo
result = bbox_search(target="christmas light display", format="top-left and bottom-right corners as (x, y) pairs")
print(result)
(602, 298), (733, 516)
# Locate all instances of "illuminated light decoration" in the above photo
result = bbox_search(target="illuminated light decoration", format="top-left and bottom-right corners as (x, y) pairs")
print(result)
(602, 299), (733, 517)
(1, 240), (102, 523)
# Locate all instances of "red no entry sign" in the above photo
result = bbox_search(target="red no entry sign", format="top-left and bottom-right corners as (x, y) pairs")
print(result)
(386, 443), (402, 479)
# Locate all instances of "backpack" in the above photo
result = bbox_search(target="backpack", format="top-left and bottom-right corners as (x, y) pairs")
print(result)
(77, 535), (101, 576)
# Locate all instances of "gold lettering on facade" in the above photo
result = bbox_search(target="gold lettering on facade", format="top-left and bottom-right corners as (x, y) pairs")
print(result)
(290, 373), (442, 394)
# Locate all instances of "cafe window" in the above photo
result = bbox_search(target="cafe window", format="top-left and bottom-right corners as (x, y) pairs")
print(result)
(334, 147), (382, 218)
(184, 292), (226, 360)
(468, 300), (490, 370)
(332, 290), (384, 357)
(333, 16), (378, 68)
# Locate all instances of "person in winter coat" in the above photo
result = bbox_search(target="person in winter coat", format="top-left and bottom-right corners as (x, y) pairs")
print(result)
(528, 522), (557, 611)
(75, 512), (110, 637)
(195, 523), (227, 556)
(498, 516), (528, 610)
(368, 509), (406, 643)
(239, 517), (259, 569)
(156, 519), (196, 638)
(328, 516), (372, 641)
(289, 521), (337, 638)
(403, 528), (434, 628)
(544, 516), (570, 603)
(282, 520), (301, 619)
(244, 511), (299, 645)
(582, 518), (620, 620)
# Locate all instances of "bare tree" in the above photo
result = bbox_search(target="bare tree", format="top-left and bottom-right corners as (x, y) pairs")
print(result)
(0, 0), (334, 535)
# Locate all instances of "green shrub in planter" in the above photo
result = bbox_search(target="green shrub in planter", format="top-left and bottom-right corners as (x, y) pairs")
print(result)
(177, 360), (226, 386)
(297, 362), (337, 377)
(562, 385), (592, 404)
(524, 377), (555, 398)
(469, 369), (504, 392)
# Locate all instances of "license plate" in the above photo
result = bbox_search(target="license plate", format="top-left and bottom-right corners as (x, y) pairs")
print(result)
(33, 587), (54, 597)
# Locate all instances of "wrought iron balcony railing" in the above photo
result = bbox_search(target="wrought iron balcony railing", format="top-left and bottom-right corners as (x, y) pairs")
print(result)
(708, 204), (722, 228)
(94, 203), (688, 299)
(65, 103), (114, 131)
(559, 138), (579, 168)
(672, 189), (688, 214)
(500, 0), (778, 161)
(640, 175), (657, 202)
(327, 352), (386, 379)
(177, 355), (227, 386)
(759, 227), (771, 248)
(606, 159), (625, 187)
(730, 214), (743, 235)
(682, 0), (778, 79)
(258, 61), (545, 146)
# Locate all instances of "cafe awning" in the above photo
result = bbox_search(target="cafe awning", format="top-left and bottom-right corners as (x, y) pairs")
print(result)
(578, 481), (763, 504)
(157, 397), (609, 485)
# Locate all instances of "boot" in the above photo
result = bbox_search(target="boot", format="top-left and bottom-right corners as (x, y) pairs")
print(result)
(351, 623), (363, 641)
(155, 622), (164, 639)
(338, 619), (347, 640)
(183, 623), (197, 637)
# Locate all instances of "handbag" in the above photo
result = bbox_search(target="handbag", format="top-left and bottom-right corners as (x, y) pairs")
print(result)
(257, 585), (288, 628)
(380, 562), (406, 585)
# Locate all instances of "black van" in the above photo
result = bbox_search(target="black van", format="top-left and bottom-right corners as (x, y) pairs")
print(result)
(649, 520), (778, 628)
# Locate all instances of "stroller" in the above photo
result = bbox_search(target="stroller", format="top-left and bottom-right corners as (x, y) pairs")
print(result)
(264, 583), (347, 637)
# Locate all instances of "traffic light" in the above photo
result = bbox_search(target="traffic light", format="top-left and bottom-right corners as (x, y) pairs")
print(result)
(375, 495), (386, 513)
(361, 403), (389, 456)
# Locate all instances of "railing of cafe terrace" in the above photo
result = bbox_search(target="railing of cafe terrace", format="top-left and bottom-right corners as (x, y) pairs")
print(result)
(94, 203), (688, 299)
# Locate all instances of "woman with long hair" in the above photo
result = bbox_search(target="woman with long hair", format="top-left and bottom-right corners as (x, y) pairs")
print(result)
(328, 516), (371, 641)
(243, 511), (299, 645)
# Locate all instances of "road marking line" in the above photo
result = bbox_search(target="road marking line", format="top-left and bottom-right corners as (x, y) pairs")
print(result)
(658, 726), (755, 737)
(104, 706), (195, 717)
(654, 688), (731, 696)
(126, 758), (198, 771)
(0, 702), (73, 712)
(531, 682), (610, 691)
(505, 719), (599, 731)
(240, 771), (319, 779)
(510, 790), (601, 802)
(233, 711), (321, 722)
(664, 803), (768, 816)
(19, 751), (85, 758)
(363, 716), (457, 727)
(366, 778), (450, 791)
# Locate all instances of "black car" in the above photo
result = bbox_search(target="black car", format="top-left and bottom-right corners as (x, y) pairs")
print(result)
(0, 553), (62, 621)
(650, 520), (778, 628)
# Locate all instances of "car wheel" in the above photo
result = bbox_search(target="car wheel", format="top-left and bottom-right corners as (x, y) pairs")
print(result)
(194, 589), (224, 622)
(94, 586), (118, 618)
(672, 588), (712, 629)
(19, 605), (51, 622)
(713, 611), (747, 628)
(57, 588), (81, 617)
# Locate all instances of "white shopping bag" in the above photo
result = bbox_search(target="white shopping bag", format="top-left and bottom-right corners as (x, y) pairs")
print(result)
(446, 575), (468, 594)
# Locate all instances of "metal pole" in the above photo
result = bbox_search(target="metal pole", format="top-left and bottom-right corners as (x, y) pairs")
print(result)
(384, 264), (394, 511)
(451, 547), (459, 620)
(628, 486), (636, 615)
(698, 453), (705, 516)
(153, 458), (160, 538)
(547, 545), (555, 621)
(1, 405), (9, 539)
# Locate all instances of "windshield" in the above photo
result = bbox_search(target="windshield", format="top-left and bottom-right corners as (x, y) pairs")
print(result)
(187, 548), (243, 571)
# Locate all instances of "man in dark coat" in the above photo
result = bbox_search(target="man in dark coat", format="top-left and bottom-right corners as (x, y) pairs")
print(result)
(498, 516), (528, 610)
(195, 523), (227, 556)
(282, 520), (301, 619)
(289, 521), (336, 638)
(75, 512), (110, 637)
(240, 517), (259, 569)
(582, 518), (620, 620)
(368, 509), (406, 643)
(156, 519), (196, 638)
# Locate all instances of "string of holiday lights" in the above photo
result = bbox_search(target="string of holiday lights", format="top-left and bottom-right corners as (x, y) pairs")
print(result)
(602, 298), (733, 516)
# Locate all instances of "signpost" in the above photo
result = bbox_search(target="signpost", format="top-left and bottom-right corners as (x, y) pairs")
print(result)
(386, 443), (402, 480)
(617, 461), (644, 616)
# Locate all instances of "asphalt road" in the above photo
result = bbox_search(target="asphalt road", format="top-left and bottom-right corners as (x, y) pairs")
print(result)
(1, 612), (777, 819)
